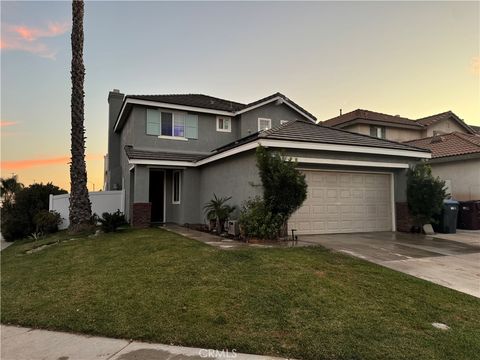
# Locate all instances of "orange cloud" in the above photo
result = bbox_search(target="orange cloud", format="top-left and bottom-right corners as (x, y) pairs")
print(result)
(2, 154), (103, 170)
(472, 56), (480, 76)
(1, 21), (69, 59)
(0, 121), (18, 127)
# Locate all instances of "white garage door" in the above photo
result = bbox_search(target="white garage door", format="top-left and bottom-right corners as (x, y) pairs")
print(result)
(289, 171), (393, 235)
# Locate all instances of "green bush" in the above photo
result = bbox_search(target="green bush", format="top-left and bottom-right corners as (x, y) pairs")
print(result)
(98, 210), (127, 233)
(407, 163), (447, 226)
(239, 197), (284, 240)
(203, 194), (236, 233)
(256, 146), (307, 219)
(34, 210), (62, 234)
(1, 182), (67, 241)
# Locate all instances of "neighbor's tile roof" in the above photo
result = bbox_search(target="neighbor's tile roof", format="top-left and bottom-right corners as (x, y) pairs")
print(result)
(215, 120), (428, 153)
(415, 111), (455, 126)
(404, 132), (480, 158)
(470, 124), (480, 134)
(124, 146), (208, 162)
(323, 109), (423, 128)
(126, 94), (246, 112)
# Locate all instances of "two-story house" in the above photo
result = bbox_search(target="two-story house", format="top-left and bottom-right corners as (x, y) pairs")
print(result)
(323, 109), (480, 201)
(323, 109), (477, 142)
(105, 91), (430, 234)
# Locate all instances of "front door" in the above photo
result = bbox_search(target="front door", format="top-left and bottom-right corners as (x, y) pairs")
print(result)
(149, 170), (164, 222)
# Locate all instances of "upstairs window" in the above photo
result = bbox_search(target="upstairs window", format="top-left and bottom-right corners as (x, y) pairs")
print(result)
(216, 116), (231, 132)
(146, 109), (198, 139)
(258, 118), (272, 131)
(370, 125), (386, 139)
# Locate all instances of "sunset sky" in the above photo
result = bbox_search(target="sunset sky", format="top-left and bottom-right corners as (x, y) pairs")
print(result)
(1, 1), (479, 191)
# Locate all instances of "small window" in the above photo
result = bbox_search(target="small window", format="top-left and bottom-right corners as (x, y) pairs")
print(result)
(161, 112), (173, 136)
(258, 118), (272, 131)
(172, 171), (181, 204)
(370, 125), (386, 139)
(280, 120), (289, 125)
(216, 116), (231, 132)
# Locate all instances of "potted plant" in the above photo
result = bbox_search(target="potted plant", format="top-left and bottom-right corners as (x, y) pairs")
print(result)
(203, 194), (236, 234)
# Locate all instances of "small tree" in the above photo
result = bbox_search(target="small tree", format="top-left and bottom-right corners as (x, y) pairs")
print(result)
(256, 146), (307, 221)
(1, 183), (67, 241)
(240, 146), (307, 240)
(407, 163), (447, 226)
(203, 194), (235, 233)
(0, 175), (24, 206)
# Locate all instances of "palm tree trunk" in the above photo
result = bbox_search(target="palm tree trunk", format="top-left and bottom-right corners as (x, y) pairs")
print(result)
(69, 0), (92, 232)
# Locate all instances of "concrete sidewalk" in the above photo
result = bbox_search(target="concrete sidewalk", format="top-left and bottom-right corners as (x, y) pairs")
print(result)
(0, 325), (287, 360)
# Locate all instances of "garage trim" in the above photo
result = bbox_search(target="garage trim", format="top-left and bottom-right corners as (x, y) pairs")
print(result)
(293, 157), (409, 169)
(296, 168), (396, 233)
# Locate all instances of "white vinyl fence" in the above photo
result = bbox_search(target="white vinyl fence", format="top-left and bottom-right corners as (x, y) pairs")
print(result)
(49, 190), (125, 230)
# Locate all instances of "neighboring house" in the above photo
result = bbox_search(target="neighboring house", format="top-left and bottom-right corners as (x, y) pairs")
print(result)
(105, 90), (430, 235)
(405, 133), (480, 201)
(323, 109), (477, 142)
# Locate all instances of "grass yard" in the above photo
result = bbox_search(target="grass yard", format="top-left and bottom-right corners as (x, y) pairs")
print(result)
(1, 228), (479, 360)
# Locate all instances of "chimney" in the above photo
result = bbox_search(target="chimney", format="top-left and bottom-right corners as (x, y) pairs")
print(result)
(340, 109), (342, 116)
(106, 89), (125, 190)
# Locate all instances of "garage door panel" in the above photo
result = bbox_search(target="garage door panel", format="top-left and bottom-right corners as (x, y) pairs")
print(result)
(289, 171), (392, 235)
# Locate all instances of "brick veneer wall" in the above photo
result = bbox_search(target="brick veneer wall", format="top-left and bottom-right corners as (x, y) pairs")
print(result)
(395, 202), (415, 232)
(131, 203), (152, 228)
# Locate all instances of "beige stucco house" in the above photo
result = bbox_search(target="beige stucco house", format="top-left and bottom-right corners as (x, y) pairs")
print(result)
(323, 109), (480, 201)
(323, 109), (477, 142)
(405, 133), (480, 201)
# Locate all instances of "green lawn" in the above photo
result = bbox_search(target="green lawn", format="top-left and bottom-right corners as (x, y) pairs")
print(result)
(1, 228), (479, 360)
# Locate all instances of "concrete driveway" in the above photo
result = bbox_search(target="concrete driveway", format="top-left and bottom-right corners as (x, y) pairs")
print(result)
(298, 230), (480, 298)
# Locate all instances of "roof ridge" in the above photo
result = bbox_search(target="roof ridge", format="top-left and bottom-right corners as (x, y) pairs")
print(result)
(314, 121), (429, 151)
(126, 93), (246, 106)
(415, 110), (452, 121)
(453, 132), (480, 146)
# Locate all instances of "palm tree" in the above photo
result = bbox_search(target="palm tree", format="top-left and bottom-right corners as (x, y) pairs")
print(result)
(203, 194), (235, 234)
(68, 0), (92, 232)
(0, 175), (23, 206)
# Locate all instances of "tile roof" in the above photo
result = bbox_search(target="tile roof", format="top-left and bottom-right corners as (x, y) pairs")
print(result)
(242, 92), (317, 121)
(415, 111), (454, 126)
(470, 124), (480, 134)
(124, 146), (207, 162)
(125, 92), (317, 121)
(126, 94), (245, 112)
(404, 132), (480, 159)
(323, 109), (423, 128)
(215, 120), (428, 153)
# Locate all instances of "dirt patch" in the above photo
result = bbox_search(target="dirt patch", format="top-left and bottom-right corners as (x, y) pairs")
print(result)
(117, 348), (214, 360)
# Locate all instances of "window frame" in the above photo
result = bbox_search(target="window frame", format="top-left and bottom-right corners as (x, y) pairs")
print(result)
(216, 116), (232, 132)
(172, 170), (181, 204)
(258, 118), (272, 132)
(370, 125), (386, 139)
(145, 109), (189, 140)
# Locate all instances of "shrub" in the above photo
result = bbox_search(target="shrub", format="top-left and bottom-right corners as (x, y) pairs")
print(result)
(34, 210), (62, 234)
(99, 210), (127, 232)
(1, 182), (67, 241)
(407, 163), (447, 226)
(203, 194), (236, 233)
(240, 146), (307, 240)
(239, 197), (284, 240)
(256, 146), (307, 220)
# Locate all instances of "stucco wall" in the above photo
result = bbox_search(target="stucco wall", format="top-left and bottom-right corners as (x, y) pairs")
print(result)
(198, 150), (262, 222)
(424, 118), (467, 137)
(239, 102), (308, 137)
(129, 106), (239, 153)
(431, 158), (480, 201)
(342, 123), (422, 142)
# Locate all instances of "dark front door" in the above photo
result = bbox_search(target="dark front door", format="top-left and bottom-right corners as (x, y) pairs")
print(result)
(149, 170), (164, 222)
